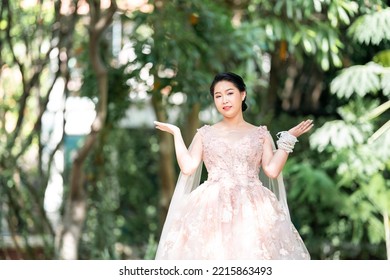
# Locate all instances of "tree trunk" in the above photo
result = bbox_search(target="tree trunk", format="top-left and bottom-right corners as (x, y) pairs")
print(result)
(183, 103), (200, 146)
(56, 0), (117, 259)
(262, 46), (285, 121)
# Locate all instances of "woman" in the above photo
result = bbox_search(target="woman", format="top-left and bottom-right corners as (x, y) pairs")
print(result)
(154, 72), (313, 259)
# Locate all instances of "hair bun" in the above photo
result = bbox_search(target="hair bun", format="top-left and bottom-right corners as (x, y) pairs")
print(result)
(242, 101), (248, 112)
(242, 96), (248, 112)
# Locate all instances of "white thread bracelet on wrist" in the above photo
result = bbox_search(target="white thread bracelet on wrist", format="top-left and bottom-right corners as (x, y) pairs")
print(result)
(276, 131), (298, 153)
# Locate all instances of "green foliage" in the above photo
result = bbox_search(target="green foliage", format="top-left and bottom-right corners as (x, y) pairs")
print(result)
(81, 64), (133, 124)
(78, 128), (160, 260)
(374, 50), (390, 67)
(292, 2), (390, 254)
(0, 0), (56, 72)
(310, 100), (389, 258)
(129, 0), (257, 108)
(331, 63), (388, 98)
(0, 0), (68, 259)
(247, 0), (359, 71)
(348, 7), (390, 45)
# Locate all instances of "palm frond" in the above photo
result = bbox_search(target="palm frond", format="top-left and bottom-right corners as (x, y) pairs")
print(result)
(330, 62), (387, 98)
(348, 8), (390, 45)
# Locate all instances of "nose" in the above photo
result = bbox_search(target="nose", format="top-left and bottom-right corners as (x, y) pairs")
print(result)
(222, 95), (228, 103)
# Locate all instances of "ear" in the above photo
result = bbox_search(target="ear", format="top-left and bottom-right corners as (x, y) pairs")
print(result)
(241, 91), (246, 101)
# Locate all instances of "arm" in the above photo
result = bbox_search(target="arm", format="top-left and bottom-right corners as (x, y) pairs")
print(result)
(154, 121), (203, 175)
(261, 119), (313, 179)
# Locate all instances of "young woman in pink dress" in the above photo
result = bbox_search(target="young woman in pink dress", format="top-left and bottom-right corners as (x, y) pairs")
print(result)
(154, 72), (313, 260)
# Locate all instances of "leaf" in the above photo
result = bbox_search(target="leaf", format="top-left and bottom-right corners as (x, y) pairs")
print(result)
(286, 0), (293, 19)
(320, 55), (330, 71)
(373, 50), (390, 67)
(331, 63), (384, 98)
(362, 173), (389, 213)
(337, 5), (350, 25)
(367, 216), (385, 244)
(321, 37), (329, 52)
(330, 51), (342, 68)
(348, 8), (390, 45)
(313, 0), (322, 13)
(302, 37), (313, 53)
(310, 120), (366, 152)
(381, 72), (390, 96)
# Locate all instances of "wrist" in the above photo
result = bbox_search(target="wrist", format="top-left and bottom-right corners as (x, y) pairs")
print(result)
(287, 129), (298, 138)
(276, 131), (298, 153)
(172, 127), (181, 137)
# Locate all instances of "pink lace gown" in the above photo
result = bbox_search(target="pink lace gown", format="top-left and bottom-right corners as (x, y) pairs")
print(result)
(155, 125), (310, 260)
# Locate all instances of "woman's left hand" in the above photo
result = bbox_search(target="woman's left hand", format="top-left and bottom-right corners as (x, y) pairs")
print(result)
(288, 119), (314, 138)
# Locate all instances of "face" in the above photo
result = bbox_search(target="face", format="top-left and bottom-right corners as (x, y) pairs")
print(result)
(213, 80), (246, 118)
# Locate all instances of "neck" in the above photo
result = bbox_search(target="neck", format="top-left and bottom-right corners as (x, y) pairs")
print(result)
(222, 114), (245, 127)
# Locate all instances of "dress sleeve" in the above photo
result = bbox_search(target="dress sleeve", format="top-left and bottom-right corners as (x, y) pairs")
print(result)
(258, 125), (271, 145)
(259, 125), (269, 134)
(197, 124), (208, 133)
(196, 125), (210, 142)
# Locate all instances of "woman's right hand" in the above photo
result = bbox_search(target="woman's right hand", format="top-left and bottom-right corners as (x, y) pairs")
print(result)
(154, 121), (180, 136)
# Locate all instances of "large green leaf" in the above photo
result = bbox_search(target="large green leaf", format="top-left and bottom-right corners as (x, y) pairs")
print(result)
(362, 173), (390, 213)
(348, 8), (390, 45)
(310, 120), (369, 152)
(330, 63), (385, 98)
(374, 50), (390, 67)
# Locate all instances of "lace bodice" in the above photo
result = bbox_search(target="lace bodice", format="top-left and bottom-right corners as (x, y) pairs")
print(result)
(198, 125), (267, 184)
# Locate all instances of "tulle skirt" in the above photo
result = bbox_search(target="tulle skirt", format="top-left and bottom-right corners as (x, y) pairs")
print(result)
(155, 179), (310, 260)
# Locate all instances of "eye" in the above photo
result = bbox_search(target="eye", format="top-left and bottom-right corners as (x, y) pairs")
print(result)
(227, 92), (234, 95)
(214, 95), (221, 98)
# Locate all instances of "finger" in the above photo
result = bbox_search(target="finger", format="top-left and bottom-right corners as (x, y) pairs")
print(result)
(301, 123), (311, 130)
(304, 120), (314, 128)
(155, 126), (168, 132)
(307, 122), (314, 129)
(302, 124), (314, 133)
(154, 121), (167, 128)
(155, 123), (167, 129)
(296, 122), (306, 131)
(295, 120), (313, 135)
(298, 120), (309, 128)
(154, 123), (165, 130)
(300, 120), (313, 129)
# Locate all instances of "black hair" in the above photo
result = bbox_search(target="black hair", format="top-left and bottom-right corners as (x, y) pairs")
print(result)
(209, 72), (248, 112)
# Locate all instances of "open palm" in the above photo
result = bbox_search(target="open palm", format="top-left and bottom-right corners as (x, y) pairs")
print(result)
(154, 121), (180, 135)
(288, 119), (314, 138)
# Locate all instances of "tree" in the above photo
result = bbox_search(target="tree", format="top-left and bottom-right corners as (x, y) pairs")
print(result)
(310, 6), (390, 259)
(0, 0), (124, 260)
(0, 0), (79, 259)
(56, 0), (118, 260)
(242, 0), (360, 119)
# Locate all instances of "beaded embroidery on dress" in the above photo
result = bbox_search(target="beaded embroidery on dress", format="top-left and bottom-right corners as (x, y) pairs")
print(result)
(155, 125), (310, 260)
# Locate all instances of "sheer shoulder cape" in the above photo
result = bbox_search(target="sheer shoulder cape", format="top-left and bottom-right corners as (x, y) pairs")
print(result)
(154, 128), (291, 259)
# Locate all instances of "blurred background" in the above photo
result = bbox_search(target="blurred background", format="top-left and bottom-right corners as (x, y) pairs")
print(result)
(0, 0), (389, 260)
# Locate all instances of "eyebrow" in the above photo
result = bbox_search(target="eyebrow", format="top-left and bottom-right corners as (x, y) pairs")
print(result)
(214, 88), (234, 94)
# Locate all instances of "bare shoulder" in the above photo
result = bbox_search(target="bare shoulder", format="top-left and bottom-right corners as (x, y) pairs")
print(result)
(246, 123), (258, 129)
(210, 122), (223, 129)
